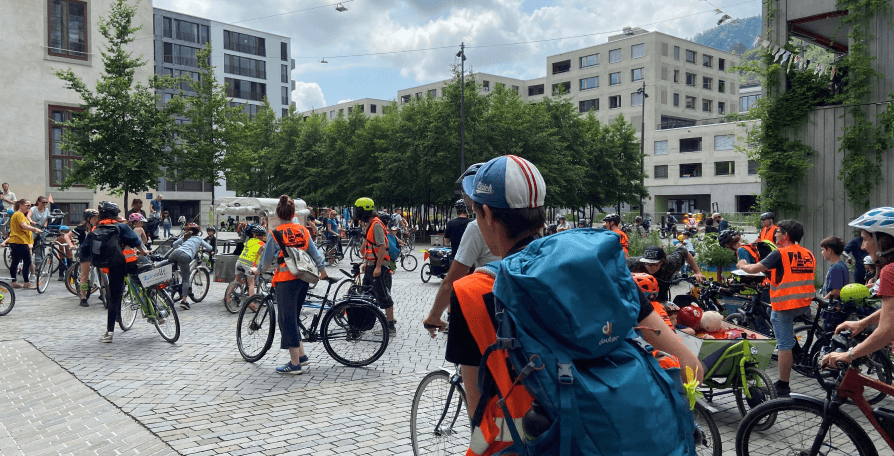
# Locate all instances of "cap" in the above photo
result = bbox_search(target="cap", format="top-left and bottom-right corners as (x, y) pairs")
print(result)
(864, 256), (874, 265)
(462, 155), (545, 209)
(640, 246), (666, 264)
(712, 213), (721, 218)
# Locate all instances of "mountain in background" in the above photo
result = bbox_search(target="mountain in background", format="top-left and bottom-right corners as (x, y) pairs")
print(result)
(691, 15), (762, 54)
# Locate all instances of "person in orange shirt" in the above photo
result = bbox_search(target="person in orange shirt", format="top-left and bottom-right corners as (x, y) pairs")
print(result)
(758, 212), (778, 243)
(601, 213), (628, 257)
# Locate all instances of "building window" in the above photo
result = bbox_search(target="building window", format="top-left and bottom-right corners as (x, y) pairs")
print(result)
(686, 49), (696, 63)
(552, 81), (570, 95)
(415, 92), (422, 99)
(740, 94), (761, 112)
(715, 161), (735, 176)
(223, 30), (266, 57)
(580, 53), (599, 68)
(718, 80), (726, 93)
(680, 163), (702, 178)
(163, 93), (174, 104)
(225, 77), (267, 102)
(702, 99), (713, 112)
(719, 58), (725, 71)
(661, 90), (667, 105)
(654, 140), (668, 155)
(703, 77), (713, 90)
(330, 110), (335, 119)
(685, 96), (696, 109)
(703, 54), (713, 68)
(674, 45), (680, 60)
(281, 42), (288, 61)
(631, 68), (644, 82)
(281, 64), (288, 83)
(174, 19), (200, 42)
(281, 86), (288, 105)
(680, 137), (702, 152)
(714, 134), (734, 150)
(609, 95), (621, 109)
(49, 106), (85, 187)
(748, 160), (759, 175)
(609, 72), (621, 86)
(224, 54), (266, 79)
(673, 93), (680, 107)
(162, 17), (172, 38)
(428, 89), (437, 97)
(48, 0), (87, 60)
(654, 165), (669, 179)
(371, 104), (377, 113)
(347, 107), (352, 114)
(718, 102), (725, 115)
(53, 203), (86, 225)
(661, 67), (668, 81)
(631, 43), (645, 59)
(580, 76), (598, 91)
(282, 108), (288, 117)
(482, 81), (490, 92)
(165, 43), (201, 67)
(579, 98), (599, 113)
(661, 42), (669, 57)
(552, 60), (571, 74)
(685, 73), (697, 87)
(338, 108), (343, 115)
(631, 92), (644, 107)
(609, 48), (621, 63)
(400, 95), (410, 104)
(358, 104), (364, 113)
(200, 25), (209, 44)
(528, 84), (544, 96)
(511, 85), (519, 94)
(673, 69), (680, 83)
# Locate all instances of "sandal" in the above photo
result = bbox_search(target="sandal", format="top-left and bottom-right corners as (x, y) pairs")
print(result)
(10, 282), (22, 289)
(22, 283), (37, 290)
(248, 302), (258, 312)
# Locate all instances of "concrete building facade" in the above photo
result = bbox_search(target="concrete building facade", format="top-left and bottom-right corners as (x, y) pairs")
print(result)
(300, 98), (393, 120)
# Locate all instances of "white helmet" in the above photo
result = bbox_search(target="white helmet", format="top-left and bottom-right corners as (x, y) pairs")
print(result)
(849, 207), (894, 257)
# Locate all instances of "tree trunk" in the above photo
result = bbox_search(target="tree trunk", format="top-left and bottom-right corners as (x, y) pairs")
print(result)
(124, 191), (129, 216)
(211, 183), (215, 228)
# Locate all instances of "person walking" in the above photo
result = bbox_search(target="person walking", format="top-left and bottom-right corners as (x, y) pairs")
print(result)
(257, 196), (327, 374)
(169, 223), (213, 310)
(5, 200), (42, 289)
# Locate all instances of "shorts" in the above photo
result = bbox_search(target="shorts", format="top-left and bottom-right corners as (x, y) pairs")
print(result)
(771, 306), (810, 351)
(234, 262), (253, 276)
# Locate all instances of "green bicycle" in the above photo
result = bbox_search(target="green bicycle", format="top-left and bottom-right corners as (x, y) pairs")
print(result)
(118, 257), (181, 343)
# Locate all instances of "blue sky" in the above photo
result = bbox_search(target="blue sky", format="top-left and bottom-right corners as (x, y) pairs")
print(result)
(153, 0), (763, 111)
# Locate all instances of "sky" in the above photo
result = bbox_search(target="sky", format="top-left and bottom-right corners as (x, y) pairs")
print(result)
(152, 0), (763, 112)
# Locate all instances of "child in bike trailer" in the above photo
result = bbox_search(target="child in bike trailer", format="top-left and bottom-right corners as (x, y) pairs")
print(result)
(54, 225), (77, 281)
(236, 225), (266, 309)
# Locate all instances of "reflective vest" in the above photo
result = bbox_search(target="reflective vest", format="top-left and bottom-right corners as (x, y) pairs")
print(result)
(740, 240), (777, 263)
(363, 218), (390, 264)
(769, 244), (816, 311)
(272, 223), (311, 284)
(95, 219), (138, 264)
(612, 229), (629, 257)
(759, 224), (778, 243)
(237, 238), (265, 267)
(455, 272), (534, 456)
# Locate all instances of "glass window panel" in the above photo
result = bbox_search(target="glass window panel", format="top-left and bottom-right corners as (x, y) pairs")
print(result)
(654, 141), (668, 155)
(714, 135), (734, 150)
(631, 43), (645, 59)
(609, 49), (621, 63)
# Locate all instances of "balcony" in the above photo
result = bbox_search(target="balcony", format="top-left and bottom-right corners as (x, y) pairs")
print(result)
(176, 30), (196, 42)
(658, 116), (732, 130)
(174, 56), (198, 67)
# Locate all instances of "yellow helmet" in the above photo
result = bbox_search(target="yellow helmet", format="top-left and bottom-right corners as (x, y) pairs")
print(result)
(354, 197), (375, 211)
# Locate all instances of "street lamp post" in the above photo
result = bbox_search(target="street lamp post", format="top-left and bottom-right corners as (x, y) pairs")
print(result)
(457, 43), (466, 174)
(636, 81), (648, 218)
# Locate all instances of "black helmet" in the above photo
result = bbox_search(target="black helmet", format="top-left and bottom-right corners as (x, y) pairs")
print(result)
(602, 213), (621, 224)
(760, 212), (775, 221)
(83, 208), (99, 220)
(97, 201), (120, 219)
(578, 218), (589, 226)
(454, 199), (467, 213)
(557, 215), (565, 221)
(718, 229), (738, 248)
(251, 225), (267, 237)
(455, 162), (486, 186)
(206, 226), (217, 233)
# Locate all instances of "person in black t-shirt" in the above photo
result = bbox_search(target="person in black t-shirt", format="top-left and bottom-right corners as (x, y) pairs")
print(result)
(443, 199), (472, 257)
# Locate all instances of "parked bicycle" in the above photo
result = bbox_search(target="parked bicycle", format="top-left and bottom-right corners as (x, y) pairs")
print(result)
(0, 277), (15, 316)
(344, 227), (363, 262)
(118, 256), (181, 343)
(397, 243), (418, 272)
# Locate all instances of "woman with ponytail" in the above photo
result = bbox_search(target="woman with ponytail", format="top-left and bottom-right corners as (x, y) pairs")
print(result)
(170, 222), (213, 310)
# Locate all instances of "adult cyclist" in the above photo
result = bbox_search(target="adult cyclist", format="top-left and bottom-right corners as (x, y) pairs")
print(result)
(602, 213), (628, 257)
(718, 229), (776, 265)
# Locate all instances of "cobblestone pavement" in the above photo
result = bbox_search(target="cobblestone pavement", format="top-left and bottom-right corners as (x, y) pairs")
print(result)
(1, 248), (892, 455)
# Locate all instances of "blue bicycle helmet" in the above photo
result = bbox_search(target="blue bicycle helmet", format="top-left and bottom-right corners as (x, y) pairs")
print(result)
(6, 209), (12, 216)
(59, 225), (71, 231)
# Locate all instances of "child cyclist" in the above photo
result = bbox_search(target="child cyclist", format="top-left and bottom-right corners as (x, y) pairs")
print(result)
(234, 225), (266, 309)
(55, 225), (77, 281)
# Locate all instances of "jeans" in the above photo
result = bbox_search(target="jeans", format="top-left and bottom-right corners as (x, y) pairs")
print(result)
(275, 278), (311, 349)
(163, 222), (171, 238)
(169, 249), (193, 300)
(771, 306), (811, 351)
(8, 243), (31, 283)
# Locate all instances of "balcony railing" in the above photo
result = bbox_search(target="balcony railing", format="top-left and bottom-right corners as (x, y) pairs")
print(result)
(226, 42), (266, 56)
(176, 31), (196, 42)
(174, 56), (198, 67)
(227, 89), (266, 102)
(658, 116), (732, 130)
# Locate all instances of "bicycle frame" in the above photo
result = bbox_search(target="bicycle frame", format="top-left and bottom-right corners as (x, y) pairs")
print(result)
(124, 275), (161, 320)
(435, 367), (467, 436)
(701, 339), (761, 397)
(817, 367), (894, 452)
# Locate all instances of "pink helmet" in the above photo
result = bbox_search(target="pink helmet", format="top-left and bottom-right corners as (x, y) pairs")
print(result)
(129, 213), (146, 222)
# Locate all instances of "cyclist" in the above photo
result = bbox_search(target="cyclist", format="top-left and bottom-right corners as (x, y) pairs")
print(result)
(169, 222), (213, 310)
(204, 226), (217, 258)
(602, 213), (628, 257)
(718, 229), (776, 264)
(128, 213), (148, 247)
(80, 201), (147, 343)
(443, 199), (472, 258)
(736, 219), (815, 396)
(73, 209), (99, 306)
(577, 218), (589, 229)
(556, 215), (570, 232)
(758, 212), (778, 243)
(824, 207), (894, 369)
(665, 211), (679, 237)
(257, 196), (327, 375)
(54, 225), (76, 281)
(627, 245), (705, 301)
(355, 197), (396, 334)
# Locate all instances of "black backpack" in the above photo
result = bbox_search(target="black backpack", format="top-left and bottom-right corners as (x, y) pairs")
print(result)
(91, 224), (126, 268)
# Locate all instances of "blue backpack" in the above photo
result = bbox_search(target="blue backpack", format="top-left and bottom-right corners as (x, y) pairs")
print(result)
(386, 232), (400, 261)
(483, 229), (695, 455)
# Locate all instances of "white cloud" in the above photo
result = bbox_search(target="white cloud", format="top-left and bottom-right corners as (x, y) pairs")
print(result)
(291, 82), (326, 112)
(338, 99), (354, 104)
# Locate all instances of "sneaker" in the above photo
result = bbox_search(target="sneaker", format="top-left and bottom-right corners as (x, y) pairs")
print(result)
(79, 299), (89, 307)
(99, 332), (113, 343)
(388, 321), (397, 335)
(774, 380), (791, 397)
(57, 276), (65, 282)
(276, 361), (304, 375)
(298, 355), (310, 366)
(180, 301), (190, 310)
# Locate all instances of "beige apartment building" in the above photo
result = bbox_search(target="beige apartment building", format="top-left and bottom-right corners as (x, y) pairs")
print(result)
(0, 0), (155, 224)
(397, 73), (528, 103)
(300, 98), (392, 120)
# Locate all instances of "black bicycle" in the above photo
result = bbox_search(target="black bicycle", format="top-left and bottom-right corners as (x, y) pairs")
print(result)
(236, 275), (389, 367)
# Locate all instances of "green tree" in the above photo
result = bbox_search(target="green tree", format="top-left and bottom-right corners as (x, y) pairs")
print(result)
(55, 0), (180, 208)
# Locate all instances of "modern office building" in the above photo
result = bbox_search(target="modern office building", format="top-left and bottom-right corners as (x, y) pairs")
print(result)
(0, 0), (155, 225)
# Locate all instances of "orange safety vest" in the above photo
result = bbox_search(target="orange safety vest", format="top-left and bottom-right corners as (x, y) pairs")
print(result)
(612, 229), (629, 257)
(769, 244), (816, 311)
(272, 222), (311, 284)
(759, 224), (777, 243)
(95, 219), (138, 264)
(740, 243), (761, 263)
(650, 300), (675, 331)
(455, 272), (534, 456)
(363, 218), (390, 264)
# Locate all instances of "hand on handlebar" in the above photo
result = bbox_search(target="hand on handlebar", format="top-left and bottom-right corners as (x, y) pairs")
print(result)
(692, 272), (705, 284)
(834, 320), (865, 337)
(821, 351), (852, 370)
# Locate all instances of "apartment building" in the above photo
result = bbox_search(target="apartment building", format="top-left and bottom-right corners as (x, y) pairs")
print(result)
(0, 0), (155, 225)
(299, 98), (392, 120)
(397, 73), (528, 103)
(152, 8), (295, 220)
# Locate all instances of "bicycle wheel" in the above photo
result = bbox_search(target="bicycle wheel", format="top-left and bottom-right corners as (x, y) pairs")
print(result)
(401, 253), (418, 272)
(224, 281), (248, 314)
(150, 289), (180, 343)
(36, 257), (53, 294)
(420, 263), (431, 283)
(188, 268), (210, 303)
(792, 325), (821, 378)
(237, 295), (275, 362)
(733, 366), (778, 430)
(857, 349), (893, 405)
(64, 263), (80, 296)
(692, 402), (721, 456)
(119, 284), (139, 331)
(98, 271), (109, 309)
(325, 246), (340, 266)
(410, 370), (470, 456)
(0, 281), (15, 316)
(3, 246), (11, 269)
(332, 279), (354, 301)
(348, 244), (360, 263)
(321, 299), (389, 367)
(735, 397), (876, 456)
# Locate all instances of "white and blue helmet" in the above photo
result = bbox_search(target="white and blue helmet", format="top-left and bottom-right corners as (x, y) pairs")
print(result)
(849, 207), (894, 257)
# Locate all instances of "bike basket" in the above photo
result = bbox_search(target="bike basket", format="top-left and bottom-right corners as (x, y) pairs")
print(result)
(137, 264), (173, 288)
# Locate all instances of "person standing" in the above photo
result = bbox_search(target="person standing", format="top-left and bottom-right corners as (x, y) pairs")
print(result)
(162, 211), (172, 238)
(555, 215), (570, 232)
(819, 236), (850, 300)
(74, 209), (99, 307)
(736, 219), (815, 396)
(354, 197), (396, 334)
(0, 183), (16, 209)
(443, 199), (472, 258)
(6, 200), (42, 289)
(257, 196), (327, 374)
(127, 199), (146, 219)
(845, 233), (869, 284)
(712, 213), (729, 232)
(29, 196), (52, 273)
(758, 212), (778, 243)
(149, 195), (163, 238)
(326, 209), (342, 256)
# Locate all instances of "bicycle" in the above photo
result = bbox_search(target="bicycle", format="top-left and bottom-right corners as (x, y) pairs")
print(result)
(34, 228), (74, 293)
(735, 331), (894, 456)
(224, 268), (272, 314)
(63, 256), (101, 298)
(344, 227), (363, 262)
(166, 249), (211, 304)
(236, 275), (389, 367)
(0, 277), (15, 316)
(397, 243), (418, 271)
(118, 257), (181, 343)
